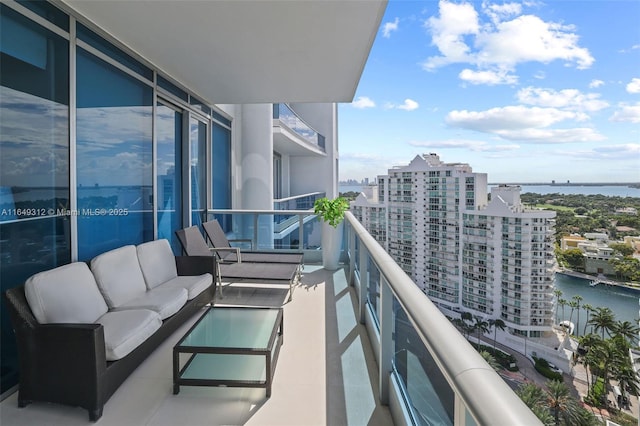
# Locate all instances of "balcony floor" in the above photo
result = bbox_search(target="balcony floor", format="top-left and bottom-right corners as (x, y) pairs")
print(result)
(0, 265), (393, 426)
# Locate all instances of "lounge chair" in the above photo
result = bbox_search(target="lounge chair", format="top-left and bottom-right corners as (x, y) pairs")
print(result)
(203, 220), (304, 266)
(175, 226), (299, 301)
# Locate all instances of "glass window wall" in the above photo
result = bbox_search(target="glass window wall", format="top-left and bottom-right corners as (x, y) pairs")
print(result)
(157, 102), (183, 253)
(0, 4), (70, 393)
(189, 117), (207, 226)
(212, 121), (231, 231)
(76, 48), (153, 260)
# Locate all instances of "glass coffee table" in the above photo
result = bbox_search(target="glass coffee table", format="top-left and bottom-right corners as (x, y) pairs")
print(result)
(173, 306), (283, 397)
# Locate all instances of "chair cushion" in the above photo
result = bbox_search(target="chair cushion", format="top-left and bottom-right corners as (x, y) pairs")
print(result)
(160, 274), (212, 300)
(136, 239), (178, 289)
(115, 286), (187, 319)
(91, 245), (148, 309)
(25, 262), (108, 324)
(96, 309), (162, 361)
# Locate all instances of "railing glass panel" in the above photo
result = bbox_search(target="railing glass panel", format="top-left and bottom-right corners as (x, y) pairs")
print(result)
(273, 103), (325, 151)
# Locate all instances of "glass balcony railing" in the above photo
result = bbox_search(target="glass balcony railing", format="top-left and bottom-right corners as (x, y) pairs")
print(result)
(205, 209), (541, 425)
(273, 103), (326, 150)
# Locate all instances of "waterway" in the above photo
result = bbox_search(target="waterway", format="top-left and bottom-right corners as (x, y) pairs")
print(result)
(554, 273), (639, 336)
(340, 184), (640, 198)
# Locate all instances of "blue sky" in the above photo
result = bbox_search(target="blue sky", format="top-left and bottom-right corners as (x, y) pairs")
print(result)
(338, 0), (640, 183)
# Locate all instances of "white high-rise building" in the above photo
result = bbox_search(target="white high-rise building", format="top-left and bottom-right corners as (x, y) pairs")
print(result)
(351, 154), (556, 337)
(462, 185), (556, 337)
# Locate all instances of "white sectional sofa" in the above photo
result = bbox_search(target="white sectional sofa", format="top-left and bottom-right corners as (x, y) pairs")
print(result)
(4, 239), (216, 421)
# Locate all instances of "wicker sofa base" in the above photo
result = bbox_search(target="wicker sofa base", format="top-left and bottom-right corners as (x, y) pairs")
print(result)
(4, 256), (215, 421)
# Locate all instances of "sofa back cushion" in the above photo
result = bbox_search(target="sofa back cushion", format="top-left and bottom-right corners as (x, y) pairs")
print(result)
(24, 262), (108, 324)
(91, 245), (148, 309)
(136, 239), (177, 289)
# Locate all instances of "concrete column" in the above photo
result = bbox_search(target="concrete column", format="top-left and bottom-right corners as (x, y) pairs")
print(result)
(240, 104), (273, 210)
(240, 104), (273, 249)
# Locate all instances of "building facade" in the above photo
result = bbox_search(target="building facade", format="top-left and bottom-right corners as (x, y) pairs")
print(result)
(0, 0), (385, 394)
(352, 154), (557, 338)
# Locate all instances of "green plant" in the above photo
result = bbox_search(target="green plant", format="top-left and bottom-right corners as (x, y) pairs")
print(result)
(314, 197), (349, 227)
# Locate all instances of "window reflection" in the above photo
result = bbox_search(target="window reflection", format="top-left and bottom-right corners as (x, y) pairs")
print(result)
(157, 103), (183, 253)
(76, 48), (152, 260)
(0, 5), (70, 394)
(190, 118), (207, 226)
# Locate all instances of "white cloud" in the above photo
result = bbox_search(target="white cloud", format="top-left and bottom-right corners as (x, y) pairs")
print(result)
(422, 1), (594, 84)
(626, 78), (640, 94)
(445, 105), (604, 143)
(423, 1), (479, 70)
(482, 2), (522, 24)
(352, 96), (376, 109)
(397, 99), (420, 111)
(475, 15), (593, 69)
(459, 68), (517, 85)
(491, 127), (606, 143)
(516, 87), (609, 112)
(382, 17), (399, 38)
(589, 79), (604, 89)
(409, 138), (519, 152)
(610, 103), (640, 123)
(446, 106), (585, 131)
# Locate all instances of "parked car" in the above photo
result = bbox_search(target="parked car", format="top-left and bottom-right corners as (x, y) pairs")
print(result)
(547, 363), (562, 374)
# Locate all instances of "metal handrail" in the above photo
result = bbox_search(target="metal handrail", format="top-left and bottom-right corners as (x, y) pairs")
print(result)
(345, 211), (541, 426)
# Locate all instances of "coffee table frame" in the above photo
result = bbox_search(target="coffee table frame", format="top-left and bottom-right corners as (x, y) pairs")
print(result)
(172, 306), (284, 397)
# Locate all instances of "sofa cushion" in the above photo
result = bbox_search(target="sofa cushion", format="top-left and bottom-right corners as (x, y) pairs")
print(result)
(115, 286), (188, 319)
(96, 309), (162, 361)
(136, 239), (177, 289)
(160, 274), (212, 300)
(91, 245), (148, 309)
(25, 262), (108, 324)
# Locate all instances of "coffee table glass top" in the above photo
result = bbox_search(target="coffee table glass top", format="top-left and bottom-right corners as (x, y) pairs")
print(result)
(178, 307), (280, 350)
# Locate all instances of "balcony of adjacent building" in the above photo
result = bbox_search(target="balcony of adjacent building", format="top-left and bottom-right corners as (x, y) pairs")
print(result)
(272, 104), (326, 156)
(0, 210), (540, 425)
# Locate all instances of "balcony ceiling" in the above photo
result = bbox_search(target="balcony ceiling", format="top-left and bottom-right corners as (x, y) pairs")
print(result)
(62, 0), (387, 104)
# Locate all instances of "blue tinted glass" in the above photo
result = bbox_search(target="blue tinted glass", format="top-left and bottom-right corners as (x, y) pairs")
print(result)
(77, 23), (152, 80)
(158, 75), (188, 102)
(15, 1), (68, 31)
(189, 96), (211, 115)
(212, 111), (231, 128)
(76, 48), (153, 261)
(212, 122), (231, 231)
(394, 298), (454, 425)
(190, 118), (207, 226)
(157, 104), (183, 254)
(0, 6), (70, 394)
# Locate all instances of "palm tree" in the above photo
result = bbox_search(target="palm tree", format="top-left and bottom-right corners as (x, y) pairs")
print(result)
(479, 350), (500, 371)
(582, 303), (593, 335)
(558, 298), (567, 323)
(553, 289), (563, 323)
(613, 361), (640, 402)
(612, 320), (640, 346)
(545, 380), (580, 426)
(572, 295), (583, 337)
(588, 306), (616, 340)
(473, 315), (489, 346)
(578, 333), (601, 396)
(488, 318), (506, 352)
(568, 300), (578, 334)
(460, 311), (473, 339)
(588, 337), (625, 404)
(517, 382), (554, 425)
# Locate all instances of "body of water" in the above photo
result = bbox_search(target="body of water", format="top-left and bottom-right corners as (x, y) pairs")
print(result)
(340, 184), (640, 198)
(554, 273), (639, 335)
(500, 184), (640, 198)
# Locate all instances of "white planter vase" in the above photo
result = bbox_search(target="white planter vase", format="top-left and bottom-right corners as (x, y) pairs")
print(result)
(321, 221), (343, 270)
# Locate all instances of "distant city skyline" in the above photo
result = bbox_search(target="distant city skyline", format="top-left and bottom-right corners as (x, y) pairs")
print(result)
(338, 0), (640, 184)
